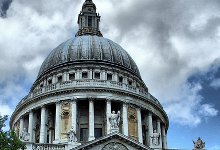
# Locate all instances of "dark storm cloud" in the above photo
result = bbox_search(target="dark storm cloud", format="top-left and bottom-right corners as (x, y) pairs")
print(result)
(108, 0), (220, 56)
(0, 0), (12, 17)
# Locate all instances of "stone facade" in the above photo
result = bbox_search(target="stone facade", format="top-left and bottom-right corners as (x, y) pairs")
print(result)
(10, 0), (169, 150)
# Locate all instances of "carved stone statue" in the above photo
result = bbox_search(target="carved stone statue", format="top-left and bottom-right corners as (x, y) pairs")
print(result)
(193, 137), (205, 149)
(109, 111), (120, 133)
(68, 126), (77, 142)
(20, 128), (30, 141)
(151, 130), (160, 146)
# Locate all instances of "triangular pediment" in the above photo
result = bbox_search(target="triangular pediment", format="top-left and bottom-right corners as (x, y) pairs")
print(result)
(72, 133), (151, 150)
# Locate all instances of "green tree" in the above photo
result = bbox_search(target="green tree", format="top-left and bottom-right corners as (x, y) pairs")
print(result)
(0, 115), (26, 150)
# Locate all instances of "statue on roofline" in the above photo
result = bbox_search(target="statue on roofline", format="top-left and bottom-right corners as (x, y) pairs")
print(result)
(193, 137), (205, 149)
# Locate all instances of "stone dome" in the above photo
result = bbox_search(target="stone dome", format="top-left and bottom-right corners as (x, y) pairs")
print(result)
(10, 1), (169, 149)
(37, 35), (141, 79)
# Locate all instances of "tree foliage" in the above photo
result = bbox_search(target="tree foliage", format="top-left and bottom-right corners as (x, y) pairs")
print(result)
(0, 115), (26, 150)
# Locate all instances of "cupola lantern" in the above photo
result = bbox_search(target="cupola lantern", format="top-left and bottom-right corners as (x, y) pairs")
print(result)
(76, 0), (102, 37)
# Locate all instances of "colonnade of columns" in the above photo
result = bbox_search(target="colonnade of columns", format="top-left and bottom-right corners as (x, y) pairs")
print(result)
(16, 99), (167, 149)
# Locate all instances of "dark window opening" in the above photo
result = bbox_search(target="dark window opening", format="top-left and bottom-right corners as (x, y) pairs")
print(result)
(119, 76), (123, 83)
(80, 128), (88, 142)
(40, 84), (43, 88)
(57, 76), (62, 83)
(107, 74), (112, 81)
(69, 73), (75, 80)
(88, 16), (92, 27)
(82, 72), (88, 79)
(94, 72), (100, 79)
(48, 79), (52, 85)
(128, 80), (132, 85)
(94, 128), (102, 139)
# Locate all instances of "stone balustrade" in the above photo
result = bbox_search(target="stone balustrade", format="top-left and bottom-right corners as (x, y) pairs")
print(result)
(15, 79), (162, 110)
(32, 143), (65, 150)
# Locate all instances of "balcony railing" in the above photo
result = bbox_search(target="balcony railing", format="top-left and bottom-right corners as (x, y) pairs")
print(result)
(32, 143), (65, 150)
(17, 79), (162, 108)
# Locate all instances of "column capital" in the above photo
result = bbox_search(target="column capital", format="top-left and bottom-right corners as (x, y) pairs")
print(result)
(28, 110), (33, 113)
(123, 102), (128, 107)
(88, 96), (94, 101)
(148, 111), (152, 116)
(72, 97), (78, 102)
(106, 98), (112, 102)
(136, 107), (141, 111)
(157, 118), (161, 122)
(56, 101), (61, 104)
(41, 105), (46, 108)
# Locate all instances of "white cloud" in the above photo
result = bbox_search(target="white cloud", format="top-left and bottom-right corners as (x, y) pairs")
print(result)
(199, 104), (218, 117)
(0, 103), (11, 116)
(163, 83), (218, 126)
(209, 145), (220, 150)
(210, 78), (220, 89)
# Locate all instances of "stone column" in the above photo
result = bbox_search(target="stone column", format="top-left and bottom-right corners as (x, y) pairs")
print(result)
(162, 125), (168, 149)
(19, 117), (24, 139)
(106, 99), (111, 134)
(40, 106), (46, 143)
(54, 102), (61, 142)
(122, 103), (128, 136)
(28, 111), (34, 142)
(76, 70), (79, 79)
(147, 112), (153, 147)
(89, 69), (93, 79)
(157, 119), (162, 148)
(52, 75), (56, 84)
(137, 108), (143, 143)
(113, 72), (118, 82)
(101, 70), (106, 80)
(88, 99), (95, 141)
(63, 72), (67, 81)
(71, 98), (77, 134)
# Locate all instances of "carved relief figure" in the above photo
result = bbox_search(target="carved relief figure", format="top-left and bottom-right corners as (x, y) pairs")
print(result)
(102, 142), (128, 150)
(68, 126), (77, 142)
(151, 130), (160, 146)
(128, 106), (138, 140)
(61, 101), (71, 139)
(193, 137), (205, 149)
(109, 111), (120, 133)
(20, 128), (30, 141)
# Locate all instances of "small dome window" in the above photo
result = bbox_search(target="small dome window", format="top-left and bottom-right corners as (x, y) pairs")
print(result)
(48, 79), (52, 85)
(69, 73), (75, 80)
(119, 76), (123, 83)
(57, 76), (62, 83)
(82, 72), (88, 79)
(94, 72), (100, 79)
(107, 73), (112, 81)
(128, 80), (132, 86)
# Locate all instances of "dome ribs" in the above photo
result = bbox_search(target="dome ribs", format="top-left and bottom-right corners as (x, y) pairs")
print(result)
(37, 36), (142, 79)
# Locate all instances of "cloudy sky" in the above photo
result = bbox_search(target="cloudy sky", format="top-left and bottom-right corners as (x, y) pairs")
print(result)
(0, 0), (220, 149)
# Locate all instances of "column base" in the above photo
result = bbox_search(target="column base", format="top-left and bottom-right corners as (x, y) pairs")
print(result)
(88, 136), (95, 141)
